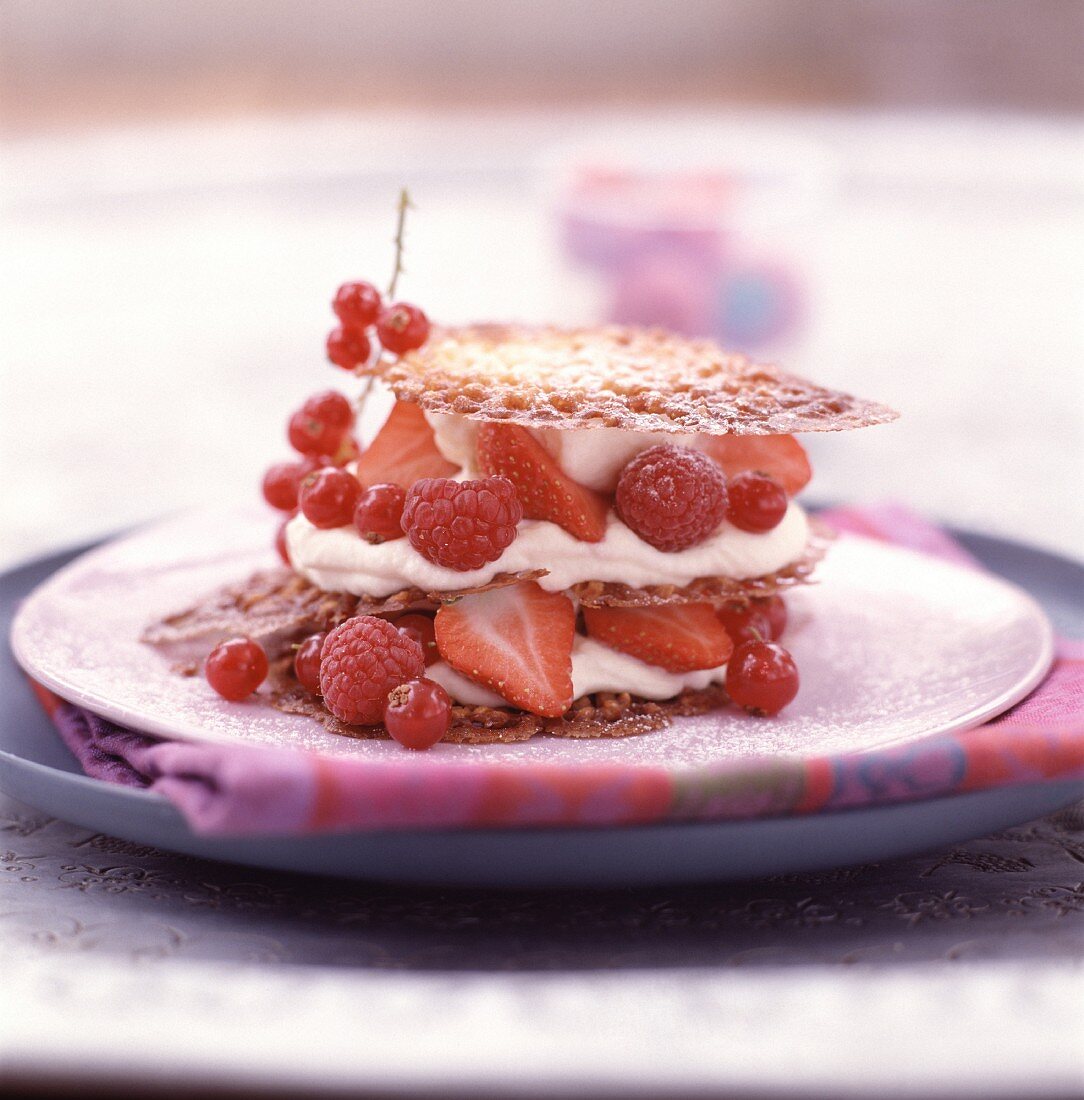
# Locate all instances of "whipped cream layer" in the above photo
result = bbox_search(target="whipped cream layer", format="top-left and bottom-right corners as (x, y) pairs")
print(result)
(286, 502), (809, 598)
(535, 426), (703, 492)
(426, 635), (728, 708)
(426, 412), (702, 492)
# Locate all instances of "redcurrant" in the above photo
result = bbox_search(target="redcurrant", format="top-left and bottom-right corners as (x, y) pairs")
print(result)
(726, 472), (788, 533)
(274, 514), (294, 565)
(754, 594), (787, 640)
(299, 467), (361, 528)
(262, 461), (307, 512)
(293, 631), (327, 695)
(326, 325), (372, 371)
(288, 408), (347, 457)
(384, 677), (452, 750)
(395, 613), (438, 666)
(302, 390), (354, 431)
(205, 637), (269, 701)
(725, 640), (799, 716)
(354, 483), (406, 543)
(717, 601), (773, 646)
(376, 303), (429, 355)
(332, 281), (382, 329)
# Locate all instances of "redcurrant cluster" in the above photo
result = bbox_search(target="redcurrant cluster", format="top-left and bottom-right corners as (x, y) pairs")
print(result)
(326, 280), (430, 372)
(261, 390), (359, 562)
(264, 192), (433, 561)
(716, 594), (798, 716)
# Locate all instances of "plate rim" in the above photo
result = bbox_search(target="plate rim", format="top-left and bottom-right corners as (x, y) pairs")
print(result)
(2, 736), (1081, 886)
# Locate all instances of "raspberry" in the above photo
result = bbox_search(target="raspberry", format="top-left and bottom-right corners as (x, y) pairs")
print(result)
(401, 476), (522, 571)
(319, 616), (425, 725)
(616, 445), (728, 552)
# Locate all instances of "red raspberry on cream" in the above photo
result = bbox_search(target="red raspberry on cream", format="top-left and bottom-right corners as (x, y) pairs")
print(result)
(401, 476), (522, 571)
(616, 444), (729, 552)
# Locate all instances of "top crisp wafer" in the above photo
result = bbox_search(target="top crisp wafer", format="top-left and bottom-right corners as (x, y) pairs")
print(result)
(377, 324), (897, 435)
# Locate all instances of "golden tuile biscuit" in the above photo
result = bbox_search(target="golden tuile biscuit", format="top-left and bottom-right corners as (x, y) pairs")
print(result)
(572, 521), (831, 607)
(143, 567), (548, 649)
(376, 324), (898, 435)
(142, 570), (359, 648)
(269, 672), (730, 744)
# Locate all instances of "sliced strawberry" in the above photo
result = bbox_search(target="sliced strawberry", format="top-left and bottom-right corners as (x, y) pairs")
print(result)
(701, 434), (812, 496)
(475, 422), (609, 542)
(354, 401), (457, 490)
(583, 603), (733, 673)
(434, 581), (575, 717)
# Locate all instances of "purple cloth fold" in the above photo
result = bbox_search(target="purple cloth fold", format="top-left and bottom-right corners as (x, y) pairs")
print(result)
(52, 703), (317, 831)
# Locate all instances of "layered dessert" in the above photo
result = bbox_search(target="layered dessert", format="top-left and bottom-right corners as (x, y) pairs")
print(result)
(147, 286), (895, 749)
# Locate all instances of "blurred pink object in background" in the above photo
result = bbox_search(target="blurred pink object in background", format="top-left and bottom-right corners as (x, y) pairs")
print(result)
(560, 165), (810, 354)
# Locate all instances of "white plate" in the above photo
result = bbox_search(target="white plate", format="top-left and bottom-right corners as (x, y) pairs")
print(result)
(10, 504), (1054, 766)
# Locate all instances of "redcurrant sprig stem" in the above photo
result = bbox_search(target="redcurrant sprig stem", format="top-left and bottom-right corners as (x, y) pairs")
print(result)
(355, 188), (414, 434)
(386, 187), (413, 300)
(356, 188), (413, 401)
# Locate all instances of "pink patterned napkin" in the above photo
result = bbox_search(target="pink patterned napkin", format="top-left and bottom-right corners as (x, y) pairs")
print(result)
(35, 506), (1084, 836)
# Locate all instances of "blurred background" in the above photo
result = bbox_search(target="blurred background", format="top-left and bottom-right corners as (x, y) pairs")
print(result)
(2, 0), (1082, 567)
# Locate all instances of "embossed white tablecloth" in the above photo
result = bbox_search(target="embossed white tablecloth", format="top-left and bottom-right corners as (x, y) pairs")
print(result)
(1, 791), (1082, 1097)
(2, 110), (1083, 1096)
(3, 952), (1081, 1099)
